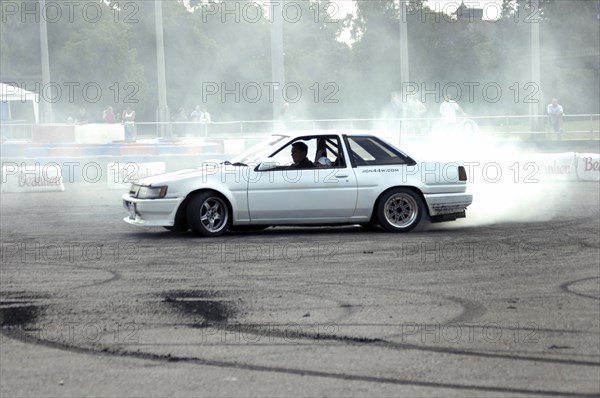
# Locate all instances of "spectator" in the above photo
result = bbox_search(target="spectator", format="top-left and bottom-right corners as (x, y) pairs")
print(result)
(199, 107), (211, 124)
(191, 105), (210, 135)
(190, 105), (202, 122)
(75, 107), (89, 124)
(440, 95), (464, 122)
(547, 98), (564, 133)
(123, 106), (136, 141)
(103, 106), (116, 124)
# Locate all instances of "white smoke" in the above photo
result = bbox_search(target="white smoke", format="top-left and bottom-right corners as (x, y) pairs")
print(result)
(400, 131), (577, 227)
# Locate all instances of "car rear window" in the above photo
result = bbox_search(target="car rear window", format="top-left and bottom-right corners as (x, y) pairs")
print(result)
(346, 136), (411, 166)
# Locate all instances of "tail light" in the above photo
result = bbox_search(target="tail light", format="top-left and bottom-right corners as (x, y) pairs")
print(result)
(458, 166), (467, 181)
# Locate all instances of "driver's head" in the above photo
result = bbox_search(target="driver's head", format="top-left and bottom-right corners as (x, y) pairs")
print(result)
(291, 142), (308, 164)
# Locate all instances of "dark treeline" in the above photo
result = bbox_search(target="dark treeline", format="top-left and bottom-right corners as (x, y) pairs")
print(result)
(1, 0), (598, 123)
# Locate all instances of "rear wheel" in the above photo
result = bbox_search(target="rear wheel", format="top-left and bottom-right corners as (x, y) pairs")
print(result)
(186, 192), (231, 237)
(376, 188), (423, 232)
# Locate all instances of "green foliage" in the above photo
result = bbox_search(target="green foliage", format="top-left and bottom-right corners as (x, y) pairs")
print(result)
(0, 0), (597, 122)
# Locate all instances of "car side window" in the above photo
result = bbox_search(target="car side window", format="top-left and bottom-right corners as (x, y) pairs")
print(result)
(347, 136), (410, 166)
(267, 136), (346, 169)
(314, 136), (346, 168)
(269, 139), (317, 167)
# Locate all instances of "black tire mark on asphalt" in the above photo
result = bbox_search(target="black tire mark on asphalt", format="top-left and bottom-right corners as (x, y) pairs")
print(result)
(295, 277), (597, 334)
(294, 280), (487, 325)
(259, 281), (599, 365)
(166, 285), (359, 325)
(1, 327), (598, 398)
(441, 295), (487, 324)
(559, 277), (600, 301)
(171, 320), (600, 367)
(3, 219), (598, 394)
(69, 267), (121, 290)
(7, 270), (595, 371)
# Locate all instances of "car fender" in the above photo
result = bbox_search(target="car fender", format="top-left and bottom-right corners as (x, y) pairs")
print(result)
(176, 177), (249, 225)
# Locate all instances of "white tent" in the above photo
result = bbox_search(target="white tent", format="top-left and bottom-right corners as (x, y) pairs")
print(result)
(0, 83), (39, 123)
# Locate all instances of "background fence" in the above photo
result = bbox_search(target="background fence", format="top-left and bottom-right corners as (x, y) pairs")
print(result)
(1, 114), (599, 143)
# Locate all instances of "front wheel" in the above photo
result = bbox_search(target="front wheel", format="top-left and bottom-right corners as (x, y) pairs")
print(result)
(163, 220), (189, 232)
(376, 188), (424, 232)
(186, 192), (231, 237)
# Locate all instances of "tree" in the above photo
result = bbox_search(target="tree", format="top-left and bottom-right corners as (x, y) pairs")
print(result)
(1, 1), (148, 122)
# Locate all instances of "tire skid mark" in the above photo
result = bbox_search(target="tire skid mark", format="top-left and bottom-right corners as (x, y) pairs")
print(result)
(178, 321), (600, 367)
(442, 296), (487, 324)
(168, 286), (359, 324)
(159, 289), (600, 367)
(233, 279), (596, 334)
(559, 277), (600, 301)
(297, 280), (487, 326)
(306, 281), (595, 335)
(1, 328), (598, 398)
(69, 268), (121, 290)
(2, 283), (599, 396)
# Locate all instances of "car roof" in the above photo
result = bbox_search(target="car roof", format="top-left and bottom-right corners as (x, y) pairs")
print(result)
(274, 129), (379, 138)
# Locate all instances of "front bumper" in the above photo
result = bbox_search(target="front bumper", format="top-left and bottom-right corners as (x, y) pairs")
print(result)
(423, 193), (473, 217)
(122, 194), (182, 227)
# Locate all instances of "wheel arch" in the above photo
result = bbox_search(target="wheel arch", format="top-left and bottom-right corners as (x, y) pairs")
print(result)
(175, 188), (234, 225)
(370, 185), (430, 223)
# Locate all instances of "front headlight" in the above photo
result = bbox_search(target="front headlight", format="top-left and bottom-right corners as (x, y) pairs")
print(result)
(137, 185), (168, 199)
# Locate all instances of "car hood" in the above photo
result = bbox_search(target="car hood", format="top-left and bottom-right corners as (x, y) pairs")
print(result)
(137, 162), (247, 186)
(137, 167), (209, 186)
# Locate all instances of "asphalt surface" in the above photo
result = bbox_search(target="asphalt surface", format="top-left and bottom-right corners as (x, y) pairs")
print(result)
(1, 180), (599, 397)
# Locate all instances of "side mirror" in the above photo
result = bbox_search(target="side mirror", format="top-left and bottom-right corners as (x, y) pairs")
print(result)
(257, 159), (279, 171)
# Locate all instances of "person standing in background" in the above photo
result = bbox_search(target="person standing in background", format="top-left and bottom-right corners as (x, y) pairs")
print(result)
(547, 98), (564, 133)
(123, 106), (136, 141)
(103, 107), (116, 124)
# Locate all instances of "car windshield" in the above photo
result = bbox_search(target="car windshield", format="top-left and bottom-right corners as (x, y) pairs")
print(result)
(228, 134), (289, 165)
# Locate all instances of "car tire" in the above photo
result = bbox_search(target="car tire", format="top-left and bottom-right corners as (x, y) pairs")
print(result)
(376, 188), (423, 232)
(360, 222), (380, 230)
(163, 220), (189, 232)
(186, 192), (231, 237)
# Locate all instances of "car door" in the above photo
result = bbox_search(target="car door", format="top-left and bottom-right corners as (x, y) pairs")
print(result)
(345, 135), (417, 218)
(246, 136), (358, 223)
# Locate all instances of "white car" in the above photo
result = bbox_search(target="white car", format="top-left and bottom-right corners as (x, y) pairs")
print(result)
(122, 131), (473, 236)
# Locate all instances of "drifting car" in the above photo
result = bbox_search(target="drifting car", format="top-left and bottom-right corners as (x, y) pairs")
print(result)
(122, 131), (473, 236)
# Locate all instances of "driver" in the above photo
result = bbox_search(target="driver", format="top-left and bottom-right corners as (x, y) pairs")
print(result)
(289, 142), (315, 169)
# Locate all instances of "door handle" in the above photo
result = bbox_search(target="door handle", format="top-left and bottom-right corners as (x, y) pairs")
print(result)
(335, 174), (349, 178)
